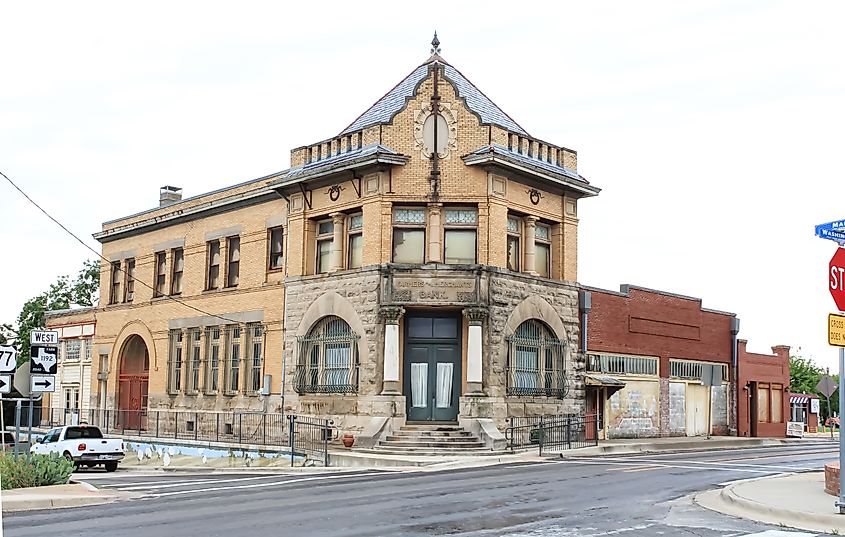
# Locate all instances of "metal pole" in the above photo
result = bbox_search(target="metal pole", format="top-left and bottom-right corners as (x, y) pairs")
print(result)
(26, 398), (33, 462)
(839, 346), (845, 514)
(14, 400), (21, 461)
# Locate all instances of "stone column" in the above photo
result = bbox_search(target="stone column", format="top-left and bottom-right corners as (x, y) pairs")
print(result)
(427, 203), (443, 263)
(523, 215), (538, 275)
(380, 306), (405, 395)
(463, 307), (488, 395)
(329, 212), (345, 272)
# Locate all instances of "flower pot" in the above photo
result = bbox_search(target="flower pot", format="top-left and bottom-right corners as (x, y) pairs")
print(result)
(341, 434), (355, 448)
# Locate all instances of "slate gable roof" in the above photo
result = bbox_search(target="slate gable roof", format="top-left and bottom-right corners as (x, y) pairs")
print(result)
(339, 56), (528, 137)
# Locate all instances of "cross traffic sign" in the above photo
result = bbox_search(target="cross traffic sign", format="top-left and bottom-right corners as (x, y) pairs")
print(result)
(0, 344), (16, 373)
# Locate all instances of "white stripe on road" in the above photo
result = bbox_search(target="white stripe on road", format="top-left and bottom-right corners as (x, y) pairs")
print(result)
(116, 474), (284, 491)
(549, 459), (784, 474)
(154, 471), (384, 498)
(581, 456), (816, 472)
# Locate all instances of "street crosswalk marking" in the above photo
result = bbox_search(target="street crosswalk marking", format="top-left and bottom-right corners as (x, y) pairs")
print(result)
(740, 531), (816, 537)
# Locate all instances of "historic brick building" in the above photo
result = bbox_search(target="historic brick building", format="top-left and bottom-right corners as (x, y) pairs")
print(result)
(89, 38), (599, 445)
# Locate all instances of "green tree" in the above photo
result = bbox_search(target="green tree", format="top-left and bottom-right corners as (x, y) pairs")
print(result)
(12, 260), (100, 364)
(790, 355), (839, 419)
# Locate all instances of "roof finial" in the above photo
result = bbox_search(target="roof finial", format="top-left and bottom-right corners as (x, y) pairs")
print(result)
(431, 32), (441, 55)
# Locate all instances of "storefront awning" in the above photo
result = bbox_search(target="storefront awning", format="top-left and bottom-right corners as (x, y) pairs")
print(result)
(585, 374), (626, 392)
(790, 395), (810, 405)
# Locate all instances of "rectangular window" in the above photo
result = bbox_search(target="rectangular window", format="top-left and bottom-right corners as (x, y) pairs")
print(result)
(171, 248), (184, 295)
(168, 330), (183, 394)
(65, 340), (81, 362)
(444, 207), (477, 264)
(392, 208), (426, 263)
(268, 227), (284, 270)
(207, 240), (221, 290)
(225, 326), (241, 395)
(247, 324), (264, 394)
(109, 261), (121, 304)
(186, 328), (201, 394)
(757, 383), (770, 423)
(204, 327), (221, 394)
(84, 337), (92, 362)
(535, 224), (551, 278)
(155, 252), (167, 297)
(587, 354), (659, 376)
(316, 220), (333, 274)
(507, 216), (520, 271)
(124, 259), (135, 302)
(226, 236), (240, 287)
(347, 213), (363, 269)
(64, 387), (79, 410)
(771, 384), (783, 423)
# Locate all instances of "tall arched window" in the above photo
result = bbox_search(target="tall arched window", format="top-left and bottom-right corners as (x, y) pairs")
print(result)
(295, 316), (359, 394)
(506, 319), (567, 398)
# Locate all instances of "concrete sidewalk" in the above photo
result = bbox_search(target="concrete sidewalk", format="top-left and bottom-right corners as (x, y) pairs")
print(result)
(696, 472), (845, 534)
(1, 482), (135, 513)
(554, 435), (828, 458)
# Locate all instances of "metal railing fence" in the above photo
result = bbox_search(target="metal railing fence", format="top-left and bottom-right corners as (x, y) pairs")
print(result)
(288, 415), (333, 467)
(506, 414), (599, 455)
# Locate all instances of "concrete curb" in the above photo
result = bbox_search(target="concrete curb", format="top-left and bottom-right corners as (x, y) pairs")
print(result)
(555, 438), (833, 459)
(695, 474), (845, 534)
(1, 483), (133, 513)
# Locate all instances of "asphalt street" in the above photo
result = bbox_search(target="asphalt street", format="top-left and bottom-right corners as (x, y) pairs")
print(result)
(2, 441), (840, 537)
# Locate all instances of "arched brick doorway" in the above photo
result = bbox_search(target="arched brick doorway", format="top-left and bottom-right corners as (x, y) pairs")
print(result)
(118, 335), (149, 431)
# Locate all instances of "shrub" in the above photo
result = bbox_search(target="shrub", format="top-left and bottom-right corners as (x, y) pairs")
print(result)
(0, 453), (74, 490)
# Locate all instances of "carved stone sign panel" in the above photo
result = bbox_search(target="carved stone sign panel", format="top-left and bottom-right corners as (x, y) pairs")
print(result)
(390, 275), (476, 304)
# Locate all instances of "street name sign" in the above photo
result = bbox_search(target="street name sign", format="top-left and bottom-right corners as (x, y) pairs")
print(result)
(30, 346), (57, 375)
(830, 313), (845, 347)
(817, 220), (845, 241)
(0, 374), (11, 394)
(29, 330), (58, 346)
(0, 344), (17, 373)
(831, 249), (845, 312)
(30, 375), (55, 393)
(817, 375), (837, 398)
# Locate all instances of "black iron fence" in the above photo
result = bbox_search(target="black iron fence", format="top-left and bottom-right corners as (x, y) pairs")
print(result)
(506, 414), (599, 455)
(288, 415), (333, 467)
(40, 408), (288, 448)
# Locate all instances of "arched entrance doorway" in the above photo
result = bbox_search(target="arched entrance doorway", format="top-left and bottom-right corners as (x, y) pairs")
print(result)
(117, 335), (149, 431)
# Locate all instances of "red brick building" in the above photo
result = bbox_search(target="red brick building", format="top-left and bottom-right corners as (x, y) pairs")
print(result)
(736, 341), (790, 437)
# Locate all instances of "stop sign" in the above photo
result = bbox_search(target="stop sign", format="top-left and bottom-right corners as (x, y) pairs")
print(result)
(830, 248), (845, 311)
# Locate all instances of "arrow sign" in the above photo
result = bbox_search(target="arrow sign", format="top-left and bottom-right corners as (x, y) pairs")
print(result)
(30, 375), (55, 393)
(0, 344), (16, 373)
(0, 374), (11, 394)
(30, 346), (58, 375)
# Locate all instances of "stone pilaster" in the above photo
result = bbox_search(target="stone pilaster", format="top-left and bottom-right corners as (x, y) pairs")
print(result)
(380, 305), (405, 395)
(329, 212), (345, 272)
(523, 215), (538, 276)
(463, 307), (487, 395)
(427, 203), (443, 263)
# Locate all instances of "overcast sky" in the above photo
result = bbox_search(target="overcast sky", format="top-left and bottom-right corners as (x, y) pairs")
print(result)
(2, 1), (843, 370)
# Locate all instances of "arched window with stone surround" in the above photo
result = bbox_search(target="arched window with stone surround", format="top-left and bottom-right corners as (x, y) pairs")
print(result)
(295, 316), (360, 394)
(506, 319), (568, 398)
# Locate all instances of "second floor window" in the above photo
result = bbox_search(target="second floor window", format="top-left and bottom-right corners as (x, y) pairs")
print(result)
(124, 258), (135, 302)
(226, 236), (240, 287)
(155, 252), (167, 297)
(444, 208), (477, 264)
(268, 227), (284, 270)
(392, 208), (425, 264)
(207, 240), (221, 290)
(65, 339), (81, 362)
(348, 213), (363, 269)
(535, 224), (551, 278)
(316, 220), (333, 274)
(171, 248), (184, 295)
(109, 261), (121, 304)
(507, 216), (521, 271)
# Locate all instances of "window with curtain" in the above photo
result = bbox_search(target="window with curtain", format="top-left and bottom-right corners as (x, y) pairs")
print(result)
(535, 224), (551, 278)
(295, 316), (359, 394)
(392, 208), (425, 263)
(347, 213), (363, 269)
(226, 236), (240, 287)
(207, 240), (221, 290)
(268, 227), (284, 270)
(316, 219), (333, 274)
(444, 208), (477, 264)
(155, 252), (167, 296)
(124, 259), (135, 302)
(506, 319), (567, 398)
(507, 216), (520, 271)
(171, 248), (184, 295)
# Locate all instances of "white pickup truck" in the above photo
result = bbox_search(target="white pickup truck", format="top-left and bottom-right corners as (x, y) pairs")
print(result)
(30, 425), (125, 472)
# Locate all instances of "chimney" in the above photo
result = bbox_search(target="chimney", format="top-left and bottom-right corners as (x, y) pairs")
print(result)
(159, 186), (182, 207)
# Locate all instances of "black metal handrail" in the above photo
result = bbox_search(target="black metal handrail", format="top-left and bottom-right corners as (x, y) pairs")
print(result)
(506, 414), (599, 454)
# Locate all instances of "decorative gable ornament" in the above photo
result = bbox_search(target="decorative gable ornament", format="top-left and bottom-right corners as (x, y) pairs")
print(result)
(413, 102), (458, 159)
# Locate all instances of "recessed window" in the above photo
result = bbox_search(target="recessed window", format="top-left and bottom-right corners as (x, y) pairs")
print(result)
(155, 252), (167, 297)
(124, 259), (136, 302)
(316, 220), (334, 274)
(444, 208), (477, 264)
(204, 327), (221, 394)
(247, 324), (264, 395)
(109, 261), (121, 305)
(507, 216), (520, 272)
(268, 227), (284, 271)
(422, 113), (449, 156)
(295, 316), (359, 394)
(167, 329), (183, 395)
(171, 248), (184, 295)
(225, 325), (242, 395)
(392, 208), (425, 264)
(348, 213), (363, 269)
(207, 240), (221, 290)
(226, 236), (240, 287)
(186, 328), (201, 394)
(535, 224), (551, 278)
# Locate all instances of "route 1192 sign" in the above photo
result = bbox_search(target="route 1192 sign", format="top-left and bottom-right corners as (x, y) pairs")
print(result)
(30, 346), (58, 375)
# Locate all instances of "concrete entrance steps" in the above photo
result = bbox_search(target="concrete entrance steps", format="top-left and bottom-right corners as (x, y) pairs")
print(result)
(371, 423), (493, 456)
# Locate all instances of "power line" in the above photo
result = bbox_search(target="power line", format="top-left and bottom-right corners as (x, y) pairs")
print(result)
(1, 169), (246, 325)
